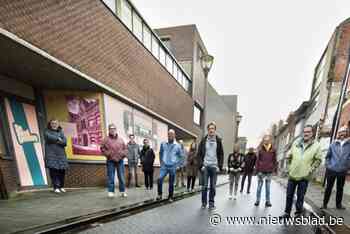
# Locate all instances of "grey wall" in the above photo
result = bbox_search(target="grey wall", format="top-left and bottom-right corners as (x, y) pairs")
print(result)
(206, 83), (237, 167)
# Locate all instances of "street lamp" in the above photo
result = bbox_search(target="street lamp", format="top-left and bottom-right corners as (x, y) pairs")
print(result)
(201, 54), (214, 135)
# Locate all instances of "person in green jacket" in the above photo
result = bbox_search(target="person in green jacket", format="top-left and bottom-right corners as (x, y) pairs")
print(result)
(280, 125), (322, 219)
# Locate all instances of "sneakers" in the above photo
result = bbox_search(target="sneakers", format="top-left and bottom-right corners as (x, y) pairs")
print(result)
(201, 203), (207, 209)
(60, 188), (66, 193)
(54, 189), (61, 194)
(168, 197), (174, 202)
(228, 195), (233, 200)
(254, 201), (259, 206)
(108, 192), (115, 198)
(156, 195), (162, 201)
(265, 201), (272, 207)
(208, 205), (216, 211)
(120, 192), (128, 198)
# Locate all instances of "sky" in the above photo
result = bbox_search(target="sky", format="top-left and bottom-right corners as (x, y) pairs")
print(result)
(131, 0), (350, 147)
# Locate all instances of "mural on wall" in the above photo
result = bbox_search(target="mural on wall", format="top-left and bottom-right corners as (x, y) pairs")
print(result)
(4, 97), (47, 186)
(44, 91), (105, 161)
(66, 96), (103, 155)
(103, 94), (168, 166)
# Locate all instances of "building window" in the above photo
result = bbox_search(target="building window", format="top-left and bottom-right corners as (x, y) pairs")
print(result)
(120, 0), (132, 30)
(143, 24), (152, 51)
(159, 46), (166, 66)
(173, 64), (178, 79)
(161, 37), (172, 52)
(197, 45), (204, 61)
(183, 78), (190, 92)
(132, 11), (143, 41)
(166, 54), (173, 74)
(194, 105), (202, 126)
(103, 0), (116, 12)
(152, 35), (159, 59)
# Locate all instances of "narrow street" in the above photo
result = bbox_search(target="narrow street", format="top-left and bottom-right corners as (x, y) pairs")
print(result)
(75, 179), (315, 234)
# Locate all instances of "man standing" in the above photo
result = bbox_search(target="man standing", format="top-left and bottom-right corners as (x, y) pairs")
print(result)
(254, 134), (277, 207)
(198, 122), (224, 210)
(100, 124), (128, 198)
(175, 140), (187, 188)
(240, 147), (257, 194)
(127, 134), (140, 188)
(157, 129), (184, 202)
(280, 125), (322, 218)
(322, 126), (350, 210)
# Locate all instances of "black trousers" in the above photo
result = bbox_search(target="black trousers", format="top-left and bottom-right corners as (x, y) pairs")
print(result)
(240, 173), (253, 192)
(49, 168), (65, 189)
(144, 170), (154, 189)
(187, 176), (196, 190)
(323, 169), (346, 207)
(284, 179), (308, 214)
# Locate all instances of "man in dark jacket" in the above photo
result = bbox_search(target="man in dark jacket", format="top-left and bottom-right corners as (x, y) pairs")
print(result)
(322, 126), (350, 210)
(254, 134), (277, 207)
(198, 122), (224, 210)
(240, 147), (257, 194)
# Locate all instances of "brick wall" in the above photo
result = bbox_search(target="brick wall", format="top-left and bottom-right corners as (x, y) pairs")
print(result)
(61, 163), (161, 189)
(0, 159), (19, 196)
(0, 0), (195, 133)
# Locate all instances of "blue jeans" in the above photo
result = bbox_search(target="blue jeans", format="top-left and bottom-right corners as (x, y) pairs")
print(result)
(256, 172), (272, 202)
(107, 160), (126, 193)
(201, 166), (218, 206)
(285, 179), (308, 214)
(157, 165), (176, 198)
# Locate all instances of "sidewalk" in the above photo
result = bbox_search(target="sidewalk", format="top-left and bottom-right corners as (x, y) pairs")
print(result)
(0, 175), (228, 234)
(274, 176), (350, 227)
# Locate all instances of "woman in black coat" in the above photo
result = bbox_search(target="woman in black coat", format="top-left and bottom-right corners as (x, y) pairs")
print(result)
(44, 119), (68, 194)
(140, 138), (155, 190)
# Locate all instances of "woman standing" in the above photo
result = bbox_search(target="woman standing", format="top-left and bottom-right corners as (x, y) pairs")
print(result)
(227, 144), (244, 200)
(140, 138), (155, 190)
(186, 141), (198, 192)
(44, 119), (69, 194)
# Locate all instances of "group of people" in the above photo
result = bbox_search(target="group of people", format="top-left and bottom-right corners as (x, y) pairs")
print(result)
(43, 119), (350, 216)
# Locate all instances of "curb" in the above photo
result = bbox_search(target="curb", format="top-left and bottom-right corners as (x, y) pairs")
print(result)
(13, 181), (229, 234)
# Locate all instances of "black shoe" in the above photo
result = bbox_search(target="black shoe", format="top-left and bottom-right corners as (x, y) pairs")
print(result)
(336, 205), (346, 210)
(294, 210), (303, 217)
(265, 201), (272, 207)
(254, 201), (259, 206)
(156, 195), (162, 201)
(279, 213), (291, 220)
(240, 190), (243, 193)
(247, 191), (250, 194)
(136, 185), (141, 188)
(320, 205), (327, 210)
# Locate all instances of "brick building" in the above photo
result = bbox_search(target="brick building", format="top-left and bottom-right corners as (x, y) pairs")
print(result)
(0, 0), (211, 198)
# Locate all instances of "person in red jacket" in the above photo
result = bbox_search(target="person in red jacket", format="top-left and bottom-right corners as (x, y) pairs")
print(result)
(254, 134), (277, 207)
(100, 124), (128, 198)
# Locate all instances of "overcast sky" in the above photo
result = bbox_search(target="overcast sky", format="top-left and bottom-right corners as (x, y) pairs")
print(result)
(132, 0), (350, 147)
